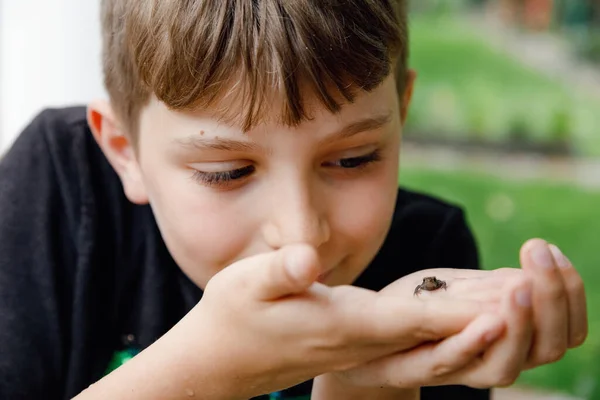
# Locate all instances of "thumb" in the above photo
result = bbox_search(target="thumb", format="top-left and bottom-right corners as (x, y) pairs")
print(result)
(242, 244), (322, 300)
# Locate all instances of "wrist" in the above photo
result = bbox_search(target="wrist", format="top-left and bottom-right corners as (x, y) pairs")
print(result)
(74, 314), (252, 400)
(157, 309), (263, 400)
(312, 372), (420, 400)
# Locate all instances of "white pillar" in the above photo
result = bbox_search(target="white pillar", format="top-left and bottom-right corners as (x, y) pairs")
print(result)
(0, 0), (106, 153)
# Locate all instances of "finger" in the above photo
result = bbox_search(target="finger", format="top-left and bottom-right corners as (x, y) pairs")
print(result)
(356, 295), (500, 346)
(520, 239), (569, 366)
(397, 314), (507, 387)
(228, 244), (321, 300)
(548, 244), (588, 348)
(463, 277), (533, 388)
(420, 314), (505, 383)
(335, 314), (505, 388)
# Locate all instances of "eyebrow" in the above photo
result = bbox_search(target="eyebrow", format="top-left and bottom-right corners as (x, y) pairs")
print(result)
(320, 112), (393, 145)
(173, 112), (392, 152)
(173, 136), (264, 152)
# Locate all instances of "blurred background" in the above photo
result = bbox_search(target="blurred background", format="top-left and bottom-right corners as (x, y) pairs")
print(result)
(0, 0), (105, 152)
(401, 1), (600, 399)
(0, 0), (598, 399)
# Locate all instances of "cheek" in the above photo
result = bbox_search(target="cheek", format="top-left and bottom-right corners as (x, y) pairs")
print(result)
(334, 158), (399, 253)
(140, 161), (253, 285)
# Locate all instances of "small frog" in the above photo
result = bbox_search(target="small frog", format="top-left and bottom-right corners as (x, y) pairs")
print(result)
(413, 276), (447, 296)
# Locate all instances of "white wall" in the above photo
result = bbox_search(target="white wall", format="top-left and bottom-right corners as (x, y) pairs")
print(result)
(0, 0), (106, 153)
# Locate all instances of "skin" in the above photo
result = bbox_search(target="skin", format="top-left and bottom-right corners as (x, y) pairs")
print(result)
(340, 238), (588, 389)
(81, 68), (588, 399)
(74, 243), (507, 400)
(96, 73), (409, 290)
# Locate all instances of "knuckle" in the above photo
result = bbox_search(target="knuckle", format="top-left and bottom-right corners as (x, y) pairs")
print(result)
(567, 274), (585, 294)
(415, 324), (439, 342)
(430, 361), (456, 378)
(544, 283), (567, 302)
(549, 349), (566, 363)
(430, 346), (476, 378)
(412, 304), (440, 341)
(537, 348), (566, 365)
(496, 372), (519, 388)
(571, 331), (588, 348)
(409, 302), (439, 342)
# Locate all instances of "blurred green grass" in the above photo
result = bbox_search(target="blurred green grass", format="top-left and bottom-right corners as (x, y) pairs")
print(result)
(406, 13), (600, 156)
(400, 167), (600, 397)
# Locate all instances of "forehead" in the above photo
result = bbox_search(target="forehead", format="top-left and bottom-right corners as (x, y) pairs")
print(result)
(138, 75), (401, 150)
(186, 74), (398, 132)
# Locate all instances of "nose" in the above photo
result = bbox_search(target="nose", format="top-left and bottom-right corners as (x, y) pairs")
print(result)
(262, 183), (330, 250)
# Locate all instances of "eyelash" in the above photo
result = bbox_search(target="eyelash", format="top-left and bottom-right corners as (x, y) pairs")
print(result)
(191, 149), (383, 187)
(191, 165), (256, 187)
(327, 149), (382, 169)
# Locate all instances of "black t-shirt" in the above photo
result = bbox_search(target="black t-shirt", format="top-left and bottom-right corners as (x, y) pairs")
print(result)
(0, 107), (490, 400)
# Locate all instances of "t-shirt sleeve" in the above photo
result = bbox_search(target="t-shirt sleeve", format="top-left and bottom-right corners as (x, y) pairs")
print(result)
(354, 192), (483, 291)
(0, 111), (76, 399)
(424, 206), (480, 270)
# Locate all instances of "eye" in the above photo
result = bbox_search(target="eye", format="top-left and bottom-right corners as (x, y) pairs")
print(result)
(325, 149), (382, 169)
(191, 165), (255, 187)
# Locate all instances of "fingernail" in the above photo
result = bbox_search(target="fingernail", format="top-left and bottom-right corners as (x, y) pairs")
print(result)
(515, 286), (532, 307)
(530, 243), (555, 269)
(549, 244), (571, 269)
(284, 249), (310, 282)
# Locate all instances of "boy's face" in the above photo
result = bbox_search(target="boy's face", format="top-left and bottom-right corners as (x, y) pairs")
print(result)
(90, 73), (415, 289)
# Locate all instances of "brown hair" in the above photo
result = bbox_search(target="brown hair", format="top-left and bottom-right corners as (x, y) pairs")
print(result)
(100, 0), (408, 136)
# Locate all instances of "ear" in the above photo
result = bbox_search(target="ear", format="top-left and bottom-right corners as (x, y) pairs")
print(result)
(400, 69), (417, 125)
(86, 100), (149, 205)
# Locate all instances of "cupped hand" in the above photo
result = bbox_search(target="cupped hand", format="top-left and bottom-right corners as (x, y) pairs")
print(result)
(178, 244), (497, 398)
(381, 238), (587, 371)
(326, 238), (587, 389)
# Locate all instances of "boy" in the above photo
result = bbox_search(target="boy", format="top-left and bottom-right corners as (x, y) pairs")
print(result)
(0, 0), (587, 399)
